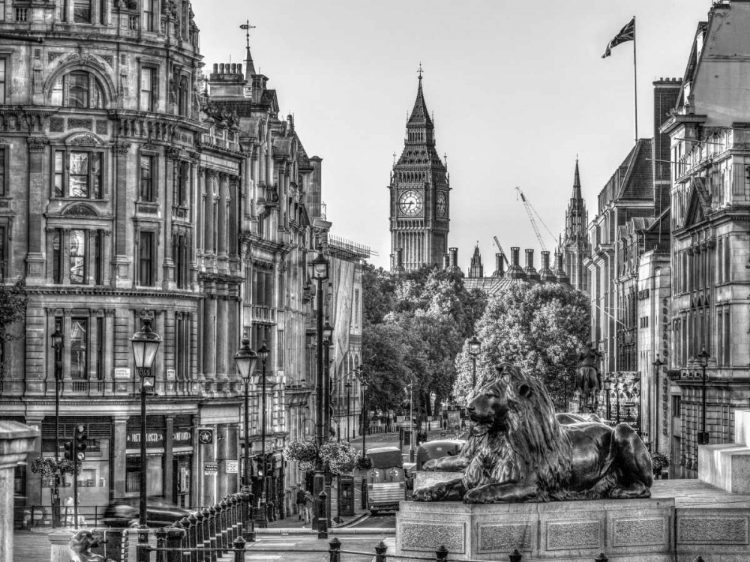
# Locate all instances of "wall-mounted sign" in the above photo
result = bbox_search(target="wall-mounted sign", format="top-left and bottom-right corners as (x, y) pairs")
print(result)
(127, 430), (165, 448)
(225, 460), (238, 474)
(114, 368), (131, 379)
(173, 429), (192, 446)
(166, 369), (176, 381)
(198, 429), (213, 445)
(204, 462), (218, 476)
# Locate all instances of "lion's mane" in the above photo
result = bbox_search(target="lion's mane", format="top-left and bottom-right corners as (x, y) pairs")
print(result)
(461, 366), (574, 501)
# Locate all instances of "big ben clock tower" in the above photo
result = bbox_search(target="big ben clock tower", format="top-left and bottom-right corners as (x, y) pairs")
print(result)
(389, 67), (450, 272)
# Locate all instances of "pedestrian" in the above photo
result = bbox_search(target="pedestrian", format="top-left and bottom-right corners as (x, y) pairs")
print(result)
(303, 490), (314, 525)
(296, 487), (306, 521)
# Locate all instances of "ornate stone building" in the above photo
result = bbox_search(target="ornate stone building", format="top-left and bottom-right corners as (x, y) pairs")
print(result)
(389, 72), (450, 272)
(560, 159), (590, 293)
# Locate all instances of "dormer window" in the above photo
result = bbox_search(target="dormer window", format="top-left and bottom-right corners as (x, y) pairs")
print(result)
(50, 71), (104, 109)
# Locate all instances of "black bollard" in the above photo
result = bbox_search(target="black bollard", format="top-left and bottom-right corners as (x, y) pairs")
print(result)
(509, 548), (523, 562)
(374, 540), (387, 562)
(328, 537), (342, 562)
(137, 526), (150, 562)
(317, 490), (328, 539)
(595, 554), (608, 562)
(233, 536), (246, 562)
(435, 545), (448, 561)
(166, 524), (187, 562)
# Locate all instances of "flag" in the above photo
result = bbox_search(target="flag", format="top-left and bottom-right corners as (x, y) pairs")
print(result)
(602, 17), (635, 58)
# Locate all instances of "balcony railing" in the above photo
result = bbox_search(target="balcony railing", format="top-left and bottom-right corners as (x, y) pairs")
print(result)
(15, 8), (28, 22)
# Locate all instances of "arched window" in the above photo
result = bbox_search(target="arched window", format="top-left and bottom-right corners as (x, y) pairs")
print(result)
(50, 71), (104, 108)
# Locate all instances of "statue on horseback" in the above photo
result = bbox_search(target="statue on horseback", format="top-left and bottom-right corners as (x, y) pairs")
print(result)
(576, 342), (602, 413)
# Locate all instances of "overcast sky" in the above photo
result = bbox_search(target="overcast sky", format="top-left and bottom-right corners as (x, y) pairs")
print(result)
(194, 0), (709, 271)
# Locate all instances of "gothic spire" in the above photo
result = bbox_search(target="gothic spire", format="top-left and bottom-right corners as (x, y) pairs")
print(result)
(241, 21), (257, 78)
(408, 63), (433, 127)
(572, 157), (582, 200)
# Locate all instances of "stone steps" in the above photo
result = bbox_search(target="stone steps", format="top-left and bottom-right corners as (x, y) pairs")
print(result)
(698, 409), (750, 494)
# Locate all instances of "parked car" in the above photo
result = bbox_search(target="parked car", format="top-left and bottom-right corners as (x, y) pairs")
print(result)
(102, 498), (190, 527)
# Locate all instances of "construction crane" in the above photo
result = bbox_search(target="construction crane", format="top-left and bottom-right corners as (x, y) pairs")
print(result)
(493, 236), (510, 266)
(515, 187), (557, 252)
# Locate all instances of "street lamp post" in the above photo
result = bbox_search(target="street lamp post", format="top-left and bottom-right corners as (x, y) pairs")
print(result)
(234, 336), (258, 540)
(603, 376), (612, 422)
(409, 382), (415, 462)
(257, 341), (270, 526)
(50, 327), (63, 527)
(468, 336), (481, 388)
(130, 317), (161, 557)
(361, 378), (369, 453)
(698, 346), (710, 445)
(309, 252), (329, 531)
(345, 377), (351, 441)
(652, 354), (665, 450)
(322, 321), (334, 439)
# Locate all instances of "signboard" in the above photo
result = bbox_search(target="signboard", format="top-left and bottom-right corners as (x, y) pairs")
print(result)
(225, 460), (238, 474)
(198, 429), (213, 445)
(204, 462), (218, 476)
(127, 430), (165, 448)
(114, 368), (131, 379)
(173, 429), (192, 446)
(166, 369), (176, 381)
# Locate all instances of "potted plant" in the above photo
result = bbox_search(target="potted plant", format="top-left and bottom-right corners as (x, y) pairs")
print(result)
(651, 451), (670, 477)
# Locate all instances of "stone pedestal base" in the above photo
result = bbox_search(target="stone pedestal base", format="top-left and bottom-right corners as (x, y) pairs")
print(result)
(396, 497), (674, 561)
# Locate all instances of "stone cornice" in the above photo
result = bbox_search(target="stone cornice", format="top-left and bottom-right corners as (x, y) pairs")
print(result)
(25, 286), (204, 300)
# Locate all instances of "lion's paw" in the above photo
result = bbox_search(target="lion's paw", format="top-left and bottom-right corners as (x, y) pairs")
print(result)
(413, 483), (446, 502)
(422, 459), (439, 471)
(463, 488), (488, 504)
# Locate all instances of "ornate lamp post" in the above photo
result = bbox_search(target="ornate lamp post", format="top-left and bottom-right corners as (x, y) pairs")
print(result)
(50, 326), (64, 527)
(603, 376), (612, 422)
(468, 336), (481, 387)
(234, 336), (258, 539)
(256, 341), (270, 526)
(361, 378), (369, 450)
(130, 318), (161, 537)
(308, 252), (329, 530)
(652, 354), (665, 449)
(697, 346), (710, 445)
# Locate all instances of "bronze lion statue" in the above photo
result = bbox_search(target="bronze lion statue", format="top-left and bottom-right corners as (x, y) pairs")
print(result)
(414, 365), (653, 503)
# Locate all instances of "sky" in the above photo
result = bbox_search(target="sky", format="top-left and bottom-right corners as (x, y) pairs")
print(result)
(193, 0), (711, 271)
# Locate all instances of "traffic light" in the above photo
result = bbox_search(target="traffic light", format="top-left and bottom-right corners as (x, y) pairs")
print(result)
(63, 441), (74, 461)
(74, 424), (87, 462)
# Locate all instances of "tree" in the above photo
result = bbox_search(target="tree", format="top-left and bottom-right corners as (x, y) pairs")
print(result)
(0, 280), (27, 378)
(453, 282), (590, 410)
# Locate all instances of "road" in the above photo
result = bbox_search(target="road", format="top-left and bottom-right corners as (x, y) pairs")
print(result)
(348, 511), (397, 529)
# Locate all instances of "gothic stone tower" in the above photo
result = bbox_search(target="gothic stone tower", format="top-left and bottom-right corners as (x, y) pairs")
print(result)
(389, 72), (450, 271)
(562, 159), (590, 292)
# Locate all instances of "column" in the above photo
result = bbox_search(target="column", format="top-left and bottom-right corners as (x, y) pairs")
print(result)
(102, 231), (112, 286)
(26, 138), (48, 280)
(113, 417), (128, 498)
(61, 229), (71, 285)
(89, 309), (99, 381)
(104, 310), (115, 387)
(197, 167), (205, 254)
(218, 174), (228, 258)
(165, 416), (174, 503)
(113, 143), (132, 287)
(216, 294), (228, 381)
(227, 292), (238, 381)
(216, 424), (228, 499)
(204, 171), (214, 256)
(62, 310), (72, 382)
(196, 298), (204, 383)
(203, 295), (217, 382)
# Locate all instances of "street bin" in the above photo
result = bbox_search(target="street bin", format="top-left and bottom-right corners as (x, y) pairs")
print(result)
(338, 475), (355, 516)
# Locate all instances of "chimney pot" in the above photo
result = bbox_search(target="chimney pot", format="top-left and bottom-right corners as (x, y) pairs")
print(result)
(213, 63), (218, 73)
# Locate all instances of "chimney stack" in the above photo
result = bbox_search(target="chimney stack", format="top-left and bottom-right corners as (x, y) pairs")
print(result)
(493, 253), (505, 278)
(449, 247), (458, 270)
(539, 250), (556, 283)
(506, 247), (526, 280)
(524, 249), (540, 282)
(553, 252), (570, 285)
(442, 254), (450, 270)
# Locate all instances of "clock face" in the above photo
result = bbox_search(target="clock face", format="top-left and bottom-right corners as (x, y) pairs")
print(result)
(436, 192), (447, 218)
(399, 190), (423, 216)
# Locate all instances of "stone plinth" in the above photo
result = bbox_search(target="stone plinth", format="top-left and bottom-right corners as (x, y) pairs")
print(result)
(0, 420), (39, 562)
(397, 480), (750, 561)
(396, 496), (675, 561)
(699, 409), (750, 493)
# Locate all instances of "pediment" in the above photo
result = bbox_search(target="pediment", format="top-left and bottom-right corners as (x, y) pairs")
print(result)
(63, 203), (98, 217)
(65, 132), (105, 147)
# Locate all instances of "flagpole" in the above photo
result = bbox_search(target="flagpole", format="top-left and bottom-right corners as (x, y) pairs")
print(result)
(633, 15), (638, 143)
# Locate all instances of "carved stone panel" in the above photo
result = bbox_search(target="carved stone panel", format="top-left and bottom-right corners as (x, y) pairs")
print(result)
(612, 518), (667, 547)
(678, 516), (749, 545)
(400, 522), (465, 553)
(545, 520), (601, 551)
(478, 523), (534, 553)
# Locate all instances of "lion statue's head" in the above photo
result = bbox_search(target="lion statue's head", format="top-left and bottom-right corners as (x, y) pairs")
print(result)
(466, 365), (572, 497)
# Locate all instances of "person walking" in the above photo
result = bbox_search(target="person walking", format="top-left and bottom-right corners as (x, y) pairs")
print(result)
(296, 487), (306, 521)
(303, 489), (314, 526)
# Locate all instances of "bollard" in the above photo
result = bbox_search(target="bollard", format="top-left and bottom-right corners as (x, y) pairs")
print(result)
(435, 545), (448, 561)
(186, 515), (198, 562)
(374, 540), (388, 562)
(317, 490), (329, 539)
(219, 500), (229, 552)
(166, 524), (187, 562)
(137, 526), (150, 562)
(155, 527), (168, 552)
(233, 536), (246, 562)
(329, 537), (342, 562)
(509, 549), (523, 562)
(595, 554), (608, 562)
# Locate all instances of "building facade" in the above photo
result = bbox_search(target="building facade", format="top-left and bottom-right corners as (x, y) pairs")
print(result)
(389, 73), (450, 272)
(661, 0), (750, 478)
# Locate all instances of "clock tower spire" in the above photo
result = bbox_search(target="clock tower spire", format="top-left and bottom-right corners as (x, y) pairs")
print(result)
(388, 67), (450, 272)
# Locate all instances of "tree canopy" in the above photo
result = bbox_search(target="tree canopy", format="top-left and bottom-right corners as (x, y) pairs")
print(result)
(452, 282), (590, 410)
(0, 280), (28, 378)
(361, 264), (487, 419)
